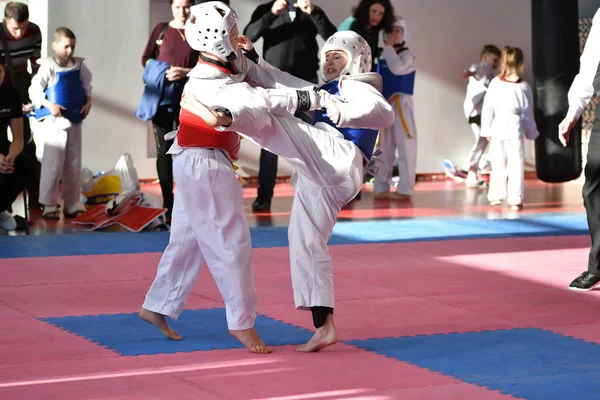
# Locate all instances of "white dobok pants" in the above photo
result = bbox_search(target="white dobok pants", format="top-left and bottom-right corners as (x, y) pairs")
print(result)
(142, 148), (257, 330)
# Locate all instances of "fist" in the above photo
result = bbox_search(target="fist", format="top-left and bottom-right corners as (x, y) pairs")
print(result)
(271, 0), (288, 15)
(326, 99), (341, 125)
(295, 0), (313, 14)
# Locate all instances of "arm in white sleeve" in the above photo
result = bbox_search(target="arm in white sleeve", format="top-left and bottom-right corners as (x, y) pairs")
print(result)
(381, 46), (416, 75)
(238, 53), (316, 91)
(566, 8), (600, 121)
(335, 78), (394, 130)
(28, 62), (52, 108)
(80, 61), (93, 98)
(206, 81), (306, 133)
(521, 82), (539, 138)
(479, 81), (496, 138)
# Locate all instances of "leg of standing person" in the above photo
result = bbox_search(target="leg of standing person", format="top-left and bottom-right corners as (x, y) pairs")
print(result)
(0, 148), (33, 230)
(152, 106), (175, 219)
(253, 149), (277, 211)
(372, 120), (397, 199)
(39, 118), (67, 218)
(570, 107), (600, 290)
(506, 137), (525, 209)
(393, 95), (417, 199)
(288, 167), (361, 352)
(141, 148), (270, 353)
(23, 117), (42, 208)
(487, 139), (508, 204)
(62, 123), (85, 217)
(465, 122), (489, 188)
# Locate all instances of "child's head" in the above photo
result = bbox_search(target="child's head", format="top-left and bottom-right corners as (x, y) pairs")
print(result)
(383, 16), (409, 45)
(52, 27), (76, 62)
(500, 46), (524, 77)
(480, 44), (501, 70)
(319, 31), (371, 83)
(185, 1), (239, 62)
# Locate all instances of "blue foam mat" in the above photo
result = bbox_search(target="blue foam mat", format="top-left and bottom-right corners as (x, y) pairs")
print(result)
(41, 308), (313, 355)
(349, 328), (600, 400)
(0, 212), (588, 259)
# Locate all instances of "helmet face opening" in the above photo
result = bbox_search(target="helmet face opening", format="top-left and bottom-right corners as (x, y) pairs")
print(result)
(319, 31), (372, 83)
(185, 1), (239, 62)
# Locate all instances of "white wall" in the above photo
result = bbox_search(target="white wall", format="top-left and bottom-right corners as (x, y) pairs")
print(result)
(23, 0), (534, 178)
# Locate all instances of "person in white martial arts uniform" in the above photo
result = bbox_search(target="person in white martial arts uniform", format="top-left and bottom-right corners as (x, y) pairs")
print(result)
(28, 27), (92, 219)
(462, 44), (501, 188)
(480, 46), (539, 211)
(372, 16), (417, 201)
(180, 4), (394, 352)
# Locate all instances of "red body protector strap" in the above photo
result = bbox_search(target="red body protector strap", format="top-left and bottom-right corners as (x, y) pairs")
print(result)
(177, 105), (241, 161)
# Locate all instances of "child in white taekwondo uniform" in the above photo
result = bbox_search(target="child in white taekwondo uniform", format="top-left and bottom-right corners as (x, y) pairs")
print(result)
(180, 1), (394, 352)
(140, 1), (342, 355)
(462, 45), (501, 188)
(480, 46), (539, 211)
(28, 27), (92, 219)
(138, 4), (293, 354)
(373, 16), (417, 201)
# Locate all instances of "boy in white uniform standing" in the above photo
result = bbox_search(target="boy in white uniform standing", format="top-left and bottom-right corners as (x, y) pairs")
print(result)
(181, 3), (394, 352)
(373, 16), (417, 200)
(463, 44), (501, 188)
(29, 27), (92, 219)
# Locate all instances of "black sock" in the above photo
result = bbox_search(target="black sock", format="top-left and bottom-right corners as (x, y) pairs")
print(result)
(311, 306), (333, 329)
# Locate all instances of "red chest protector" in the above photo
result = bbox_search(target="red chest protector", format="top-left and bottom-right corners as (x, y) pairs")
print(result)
(177, 106), (241, 161)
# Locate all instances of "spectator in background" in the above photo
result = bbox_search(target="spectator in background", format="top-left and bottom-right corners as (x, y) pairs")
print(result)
(244, 0), (336, 212)
(0, 2), (42, 210)
(0, 57), (29, 232)
(140, 0), (198, 221)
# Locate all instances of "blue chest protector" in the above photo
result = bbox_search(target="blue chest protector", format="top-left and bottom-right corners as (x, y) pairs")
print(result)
(377, 58), (416, 99)
(312, 80), (379, 160)
(34, 69), (86, 124)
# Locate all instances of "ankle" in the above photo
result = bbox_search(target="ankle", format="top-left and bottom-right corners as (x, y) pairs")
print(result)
(311, 306), (334, 329)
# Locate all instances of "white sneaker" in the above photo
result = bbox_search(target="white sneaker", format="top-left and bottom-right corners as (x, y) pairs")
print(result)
(0, 211), (17, 231)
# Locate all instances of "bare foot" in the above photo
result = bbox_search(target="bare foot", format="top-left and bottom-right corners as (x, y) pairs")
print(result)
(296, 314), (339, 352)
(139, 308), (182, 341)
(229, 327), (272, 354)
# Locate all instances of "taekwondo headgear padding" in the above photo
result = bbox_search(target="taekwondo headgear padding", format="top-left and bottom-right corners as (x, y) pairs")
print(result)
(384, 16), (411, 43)
(319, 31), (372, 83)
(185, 1), (238, 62)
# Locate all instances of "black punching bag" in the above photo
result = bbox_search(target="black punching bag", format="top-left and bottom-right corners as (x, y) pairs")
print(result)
(532, 0), (582, 182)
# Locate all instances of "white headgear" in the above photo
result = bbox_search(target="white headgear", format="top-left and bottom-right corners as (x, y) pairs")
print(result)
(319, 31), (372, 83)
(185, 1), (238, 62)
(384, 16), (411, 43)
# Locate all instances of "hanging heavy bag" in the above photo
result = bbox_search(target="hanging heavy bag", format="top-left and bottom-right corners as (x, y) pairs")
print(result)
(531, 0), (582, 182)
